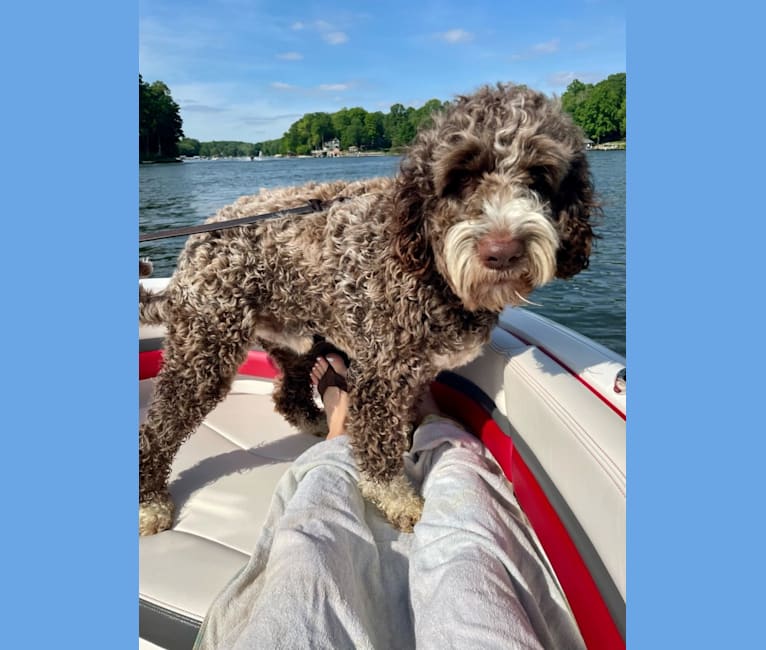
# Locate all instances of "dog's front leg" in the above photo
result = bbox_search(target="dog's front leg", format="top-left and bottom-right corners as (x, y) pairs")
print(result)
(346, 364), (428, 532)
(258, 339), (327, 437)
(139, 312), (255, 535)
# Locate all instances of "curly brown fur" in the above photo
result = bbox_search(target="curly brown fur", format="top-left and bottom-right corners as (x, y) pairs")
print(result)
(138, 83), (598, 535)
(258, 338), (328, 437)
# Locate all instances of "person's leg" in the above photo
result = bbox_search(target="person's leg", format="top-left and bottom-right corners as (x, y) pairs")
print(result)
(407, 388), (585, 650)
(197, 352), (411, 650)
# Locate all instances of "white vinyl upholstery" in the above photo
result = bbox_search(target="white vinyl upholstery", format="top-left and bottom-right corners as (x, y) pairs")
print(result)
(501, 343), (626, 600)
(139, 376), (321, 628)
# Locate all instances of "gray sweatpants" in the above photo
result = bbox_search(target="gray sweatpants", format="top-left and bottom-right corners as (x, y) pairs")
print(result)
(195, 416), (585, 650)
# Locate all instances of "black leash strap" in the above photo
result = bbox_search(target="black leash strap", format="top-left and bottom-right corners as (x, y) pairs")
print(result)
(139, 199), (326, 243)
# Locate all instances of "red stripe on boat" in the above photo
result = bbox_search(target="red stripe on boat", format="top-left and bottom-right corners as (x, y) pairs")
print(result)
(139, 349), (164, 380)
(237, 351), (280, 379)
(139, 349), (280, 381)
(432, 381), (624, 650)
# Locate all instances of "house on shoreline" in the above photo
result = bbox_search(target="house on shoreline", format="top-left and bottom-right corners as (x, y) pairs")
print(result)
(590, 141), (626, 151)
(311, 138), (341, 158)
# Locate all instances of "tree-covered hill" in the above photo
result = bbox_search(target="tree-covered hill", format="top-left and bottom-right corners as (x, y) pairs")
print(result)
(140, 74), (626, 161)
(561, 73), (626, 144)
(139, 75), (184, 161)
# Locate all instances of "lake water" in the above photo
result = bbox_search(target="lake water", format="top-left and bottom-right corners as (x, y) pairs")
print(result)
(139, 151), (625, 356)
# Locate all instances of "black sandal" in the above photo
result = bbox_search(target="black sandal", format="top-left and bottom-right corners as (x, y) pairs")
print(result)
(309, 342), (349, 400)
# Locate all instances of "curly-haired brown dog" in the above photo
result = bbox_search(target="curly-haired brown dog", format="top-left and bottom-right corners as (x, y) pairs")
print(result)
(139, 83), (598, 535)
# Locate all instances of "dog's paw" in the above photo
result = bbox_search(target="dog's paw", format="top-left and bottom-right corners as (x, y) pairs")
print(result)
(139, 492), (174, 536)
(360, 474), (424, 532)
(388, 494), (424, 533)
(293, 412), (330, 438)
(139, 258), (154, 278)
(309, 425), (330, 438)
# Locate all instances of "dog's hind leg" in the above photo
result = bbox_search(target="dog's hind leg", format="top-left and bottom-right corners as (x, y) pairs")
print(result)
(139, 311), (255, 536)
(258, 339), (328, 437)
(346, 365), (427, 532)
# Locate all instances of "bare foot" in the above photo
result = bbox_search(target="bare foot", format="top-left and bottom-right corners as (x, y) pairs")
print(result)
(311, 354), (349, 439)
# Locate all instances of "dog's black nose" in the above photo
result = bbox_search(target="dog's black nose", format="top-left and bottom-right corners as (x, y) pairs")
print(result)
(478, 236), (523, 270)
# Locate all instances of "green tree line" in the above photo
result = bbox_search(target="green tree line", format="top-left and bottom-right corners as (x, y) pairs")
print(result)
(141, 73), (626, 161)
(177, 139), (259, 158)
(139, 75), (184, 161)
(175, 98), (448, 158)
(271, 98), (446, 155)
(560, 73), (626, 144)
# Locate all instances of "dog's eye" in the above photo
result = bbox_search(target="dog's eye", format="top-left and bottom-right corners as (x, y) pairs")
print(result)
(437, 146), (493, 198)
(528, 166), (554, 193)
(440, 169), (478, 198)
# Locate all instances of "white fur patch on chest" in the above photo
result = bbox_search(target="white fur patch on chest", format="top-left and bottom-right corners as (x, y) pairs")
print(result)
(429, 345), (483, 372)
(254, 326), (314, 354)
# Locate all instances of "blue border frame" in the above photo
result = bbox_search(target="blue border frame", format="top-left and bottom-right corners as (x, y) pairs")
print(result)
(629, 3), (763, 647)
(6, 1), (763, 646)
(2, 2), (136, 645)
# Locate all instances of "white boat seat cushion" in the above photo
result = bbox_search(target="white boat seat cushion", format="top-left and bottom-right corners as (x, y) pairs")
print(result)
(139, 376), (321, 624)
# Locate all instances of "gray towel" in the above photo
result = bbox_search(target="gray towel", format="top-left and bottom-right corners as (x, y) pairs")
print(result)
(194, 418), (585, 650)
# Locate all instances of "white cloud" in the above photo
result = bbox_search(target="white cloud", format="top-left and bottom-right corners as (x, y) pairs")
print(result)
(180, 99), (226, 114)
(271, 81), (295, 90)
(240, 113), (304, 126)
(318, 83), (350, 91)
(532, 38), (560, 54)
(546, 71), (606, 90)
(547, 72), (578, 88)
(165, 81), (302, 141)
(438, 29), (474, 44)
(511, 38), (560, 61)
(277, 51), (303, 60)
(290, 19), (349, 45)
(323, 31), (348, 45)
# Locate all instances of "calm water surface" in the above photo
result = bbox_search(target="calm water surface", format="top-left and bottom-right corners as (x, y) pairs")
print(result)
(139, 152), (625, 356)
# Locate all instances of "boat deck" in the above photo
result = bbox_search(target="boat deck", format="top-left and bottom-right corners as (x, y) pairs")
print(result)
(138, 292), (626, 649)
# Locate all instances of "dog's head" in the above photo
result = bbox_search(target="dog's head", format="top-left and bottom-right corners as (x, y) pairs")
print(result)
(391, 83), (598, 312)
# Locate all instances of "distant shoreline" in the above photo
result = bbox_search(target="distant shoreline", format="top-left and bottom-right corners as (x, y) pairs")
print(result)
(588, 141), (626, 151)
(141, 141), (626, 165)
(139, 157), (183, 164)
(171, 152), (401, 163)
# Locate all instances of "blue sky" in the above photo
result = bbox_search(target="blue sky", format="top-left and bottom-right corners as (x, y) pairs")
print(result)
(139, 0), (625, 143)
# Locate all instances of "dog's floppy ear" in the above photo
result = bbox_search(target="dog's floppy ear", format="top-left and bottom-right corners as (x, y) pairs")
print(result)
(390, 157), (435, 277)
(553, 154), (600, 279)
